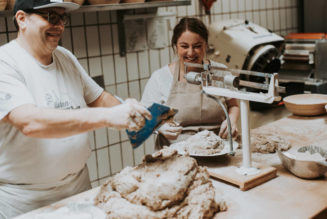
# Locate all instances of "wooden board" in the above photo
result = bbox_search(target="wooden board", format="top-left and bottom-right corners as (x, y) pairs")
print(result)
(208, 162), (277, 191)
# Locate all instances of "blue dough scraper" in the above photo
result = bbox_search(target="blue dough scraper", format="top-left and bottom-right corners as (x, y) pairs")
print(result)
(126, 103), (178, 148)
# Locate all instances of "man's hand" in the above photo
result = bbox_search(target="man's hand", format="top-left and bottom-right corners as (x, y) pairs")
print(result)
(109, 98), (152, 131)
(158, 122), (182, 140)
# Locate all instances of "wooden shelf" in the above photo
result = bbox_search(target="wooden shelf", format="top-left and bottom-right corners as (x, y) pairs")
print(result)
(74, 0), (191, 13)
(0, 0), (191, 16)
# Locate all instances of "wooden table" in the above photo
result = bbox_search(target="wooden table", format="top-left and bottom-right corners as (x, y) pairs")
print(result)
(16, 115), (327, 219)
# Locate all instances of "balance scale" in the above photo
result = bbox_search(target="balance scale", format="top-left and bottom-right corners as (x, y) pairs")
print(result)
(184, 62), (283, 191)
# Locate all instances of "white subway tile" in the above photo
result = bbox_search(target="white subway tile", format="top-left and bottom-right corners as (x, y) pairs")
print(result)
(108, 128), (120, 145)
(88, 131), (95, 150)
(86, 26), (100, 57)
(273, 0), (279, 8)
(149, 49), (160, 73)
(70, 13), (84, 26)
(292, 8), (298, 28)
(109, 143), (122, 174)
(230, 0), (238, 12)
(144, 134), (155, 155)
(61, 29), (72, 52)
(72, 27), (87, 58)
(0, 18), (6, 32)
(267, 10), (274, 30)
(0, 34), (7, 46)
(138, 51), (150, 79)
(120, 129), (129, 141)
(85, 12), (98, 25)
(95, 127), (108, 149)
(121, 141), (134, 168)
(97, 147), (110, 178)
(98, 11), (110, 24)
(221, 0), (230, 13)
(160, 47), (170, 67)
(260, 0), (267, 9)
(286, 8), (292, 29)
(87, 151), (98, 181)
(245, 12), (253, 22)
(177, 6), (187, 17)
(102, 55), (115, 86)
(245, 0), (253, 11)
(117, 82), (128, 100)
(114, 54), (127, 83)
(133, 144), (145, 165)
(126, 53), (139, 81)
(99, 25), (113, 55)
(260, 11), (267, 28)
(279, 0), (286, 8)
(253, 11), (260, 25)
(267, 0), (273, 8)
(112, 24), (119, 54)
(88, 57), (102, 77)
(187, 3), (196, 16)
(280, 9), (287, 30)
(238, 0), (246, 11)
(253, 0), (260, 10)
(7, 18), (16, 32)
(140, 78), (149, 95)
(128, 81), (141, 100)
(273, 10), (281, 30)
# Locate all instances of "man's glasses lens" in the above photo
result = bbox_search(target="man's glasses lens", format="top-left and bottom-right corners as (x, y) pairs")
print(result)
(27, 10), (69, 25)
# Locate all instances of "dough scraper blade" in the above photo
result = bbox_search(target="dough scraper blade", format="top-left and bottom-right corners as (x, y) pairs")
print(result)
(126, 103), (178, 148)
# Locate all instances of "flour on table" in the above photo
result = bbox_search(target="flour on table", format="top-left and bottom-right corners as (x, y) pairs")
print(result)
(170, 130), (225, 156)
(95, 147), (226, 218)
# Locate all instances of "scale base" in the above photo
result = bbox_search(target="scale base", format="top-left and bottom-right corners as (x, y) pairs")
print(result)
(207, 162), (277, 191)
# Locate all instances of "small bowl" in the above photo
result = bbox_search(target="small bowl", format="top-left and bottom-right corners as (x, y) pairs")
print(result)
(283, 94), (327, 116)
(277, 150), (327, 179)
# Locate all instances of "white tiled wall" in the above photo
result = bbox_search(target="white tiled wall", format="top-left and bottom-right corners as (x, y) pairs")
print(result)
(0, 0), (299, 186)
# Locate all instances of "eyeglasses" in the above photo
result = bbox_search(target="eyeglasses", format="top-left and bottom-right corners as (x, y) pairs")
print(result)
(26, 10), (69, 25)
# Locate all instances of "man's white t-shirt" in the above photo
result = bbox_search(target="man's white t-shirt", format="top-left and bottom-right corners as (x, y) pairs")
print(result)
(0, 40), (103, 185)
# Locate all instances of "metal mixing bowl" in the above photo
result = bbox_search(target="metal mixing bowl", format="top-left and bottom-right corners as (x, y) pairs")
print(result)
(277, 148), (327, 179)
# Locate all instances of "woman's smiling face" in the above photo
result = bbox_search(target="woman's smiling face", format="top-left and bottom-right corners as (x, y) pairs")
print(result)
(176, 30), (207, 65)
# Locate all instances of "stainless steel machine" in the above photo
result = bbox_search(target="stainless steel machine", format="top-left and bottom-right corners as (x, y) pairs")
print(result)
(206, 19), (284, 109)
(207, 19), (284, 74)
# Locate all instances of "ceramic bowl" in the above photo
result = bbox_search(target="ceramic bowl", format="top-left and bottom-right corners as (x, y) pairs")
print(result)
(283, 94), (327, 116)
(277, 150), (327, 179)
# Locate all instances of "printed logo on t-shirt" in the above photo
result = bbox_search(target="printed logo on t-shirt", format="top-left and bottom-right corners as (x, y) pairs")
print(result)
(0, 91), (11, 102)
(45, 91), (80, 110)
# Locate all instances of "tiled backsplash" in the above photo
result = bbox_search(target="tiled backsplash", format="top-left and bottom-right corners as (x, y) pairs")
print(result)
(0, 0), (298, 187)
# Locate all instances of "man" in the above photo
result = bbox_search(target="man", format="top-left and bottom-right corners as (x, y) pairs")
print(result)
(0, 0), (151, 218)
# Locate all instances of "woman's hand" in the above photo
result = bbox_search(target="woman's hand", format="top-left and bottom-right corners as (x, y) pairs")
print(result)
(158, 122), (183, 140)
(218, 119), (238, 139)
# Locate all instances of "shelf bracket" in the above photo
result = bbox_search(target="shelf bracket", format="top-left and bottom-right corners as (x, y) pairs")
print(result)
(117, 10), (127, 57)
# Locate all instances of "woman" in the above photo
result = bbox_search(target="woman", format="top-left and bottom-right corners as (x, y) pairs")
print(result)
(141, 17), (239, 149)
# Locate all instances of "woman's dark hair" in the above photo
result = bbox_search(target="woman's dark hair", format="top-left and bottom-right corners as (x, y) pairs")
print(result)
(171, 17), (208, 52)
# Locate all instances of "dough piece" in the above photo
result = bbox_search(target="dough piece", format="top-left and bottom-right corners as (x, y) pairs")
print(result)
(171, 130), (225, 155)
(95, 147), (225, 218)
(251, 133), (291, 153)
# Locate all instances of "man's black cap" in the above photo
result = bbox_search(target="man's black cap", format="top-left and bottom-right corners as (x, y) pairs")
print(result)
(14, 0), (80, 14)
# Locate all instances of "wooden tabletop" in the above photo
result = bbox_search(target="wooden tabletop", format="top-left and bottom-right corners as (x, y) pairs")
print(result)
(208, 114), (327, 219)
(16, 115), (327, 219)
